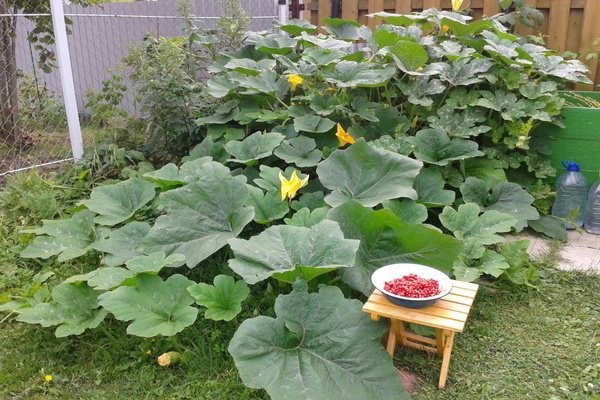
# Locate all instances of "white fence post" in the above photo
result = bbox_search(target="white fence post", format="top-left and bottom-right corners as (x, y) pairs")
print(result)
(49, 0), (84, 161)
(278, 0), (289, 24)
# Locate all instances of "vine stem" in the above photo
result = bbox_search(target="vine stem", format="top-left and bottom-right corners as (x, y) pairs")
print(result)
(169, 336), (184, 352)
(99, 324), (117, 342)
(0, 310), (15, 325)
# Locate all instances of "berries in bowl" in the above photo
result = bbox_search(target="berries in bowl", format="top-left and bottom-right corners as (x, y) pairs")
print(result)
(371, 263), (453, 309)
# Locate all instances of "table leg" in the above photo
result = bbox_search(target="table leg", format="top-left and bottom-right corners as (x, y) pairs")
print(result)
(438, 331), (455, 389)
(386, 322), (397, 356)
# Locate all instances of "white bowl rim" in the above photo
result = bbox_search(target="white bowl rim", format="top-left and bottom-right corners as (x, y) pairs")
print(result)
(371, 263), (453, 301)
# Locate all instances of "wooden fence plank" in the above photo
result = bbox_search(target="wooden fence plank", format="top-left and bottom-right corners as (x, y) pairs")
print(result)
(342, 0), (359, 21)
(482, 0), (501, 16)
(368, 0), (386, 30)
(548, 0), (571, 53)
(318, 0), (331, 26)
(576, 0), (600, 90)
(394, 0), (412, 14)
(422, 0), (442, 11)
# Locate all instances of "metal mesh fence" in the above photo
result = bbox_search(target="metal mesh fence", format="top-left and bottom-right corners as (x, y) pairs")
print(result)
(1, 0), (279, 180)
(1, 2), (73, 181)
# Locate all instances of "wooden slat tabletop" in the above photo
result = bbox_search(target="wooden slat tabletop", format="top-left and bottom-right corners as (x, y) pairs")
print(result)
(362, 280), (479, 332)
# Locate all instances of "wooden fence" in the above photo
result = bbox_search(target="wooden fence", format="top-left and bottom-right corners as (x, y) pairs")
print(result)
(302, 0), (600, 90)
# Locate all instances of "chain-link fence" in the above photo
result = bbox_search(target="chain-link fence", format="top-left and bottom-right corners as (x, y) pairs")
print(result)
(1, 0), (280, 181)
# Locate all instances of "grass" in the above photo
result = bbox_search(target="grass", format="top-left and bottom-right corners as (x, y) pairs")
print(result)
(0, 320), (268, 399)
(393, 252), (600, 399)
(1, 245), (599, 399)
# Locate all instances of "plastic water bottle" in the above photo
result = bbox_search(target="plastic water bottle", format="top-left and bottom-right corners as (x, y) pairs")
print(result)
(584, 173), (600, 234)
(551, 161), (588, 229)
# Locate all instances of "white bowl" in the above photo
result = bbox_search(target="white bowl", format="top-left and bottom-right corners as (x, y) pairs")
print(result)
(371, 263), (453, 308)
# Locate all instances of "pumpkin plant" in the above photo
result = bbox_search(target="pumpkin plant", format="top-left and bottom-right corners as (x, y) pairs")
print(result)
(4, 10), (591, 399)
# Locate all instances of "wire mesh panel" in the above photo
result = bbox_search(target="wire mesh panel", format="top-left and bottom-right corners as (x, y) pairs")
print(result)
(1, 2), (73, 181)
(2, 0), (279, 180)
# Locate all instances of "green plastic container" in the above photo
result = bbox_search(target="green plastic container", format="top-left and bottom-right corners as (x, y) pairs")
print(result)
(532, 91), (600, 184)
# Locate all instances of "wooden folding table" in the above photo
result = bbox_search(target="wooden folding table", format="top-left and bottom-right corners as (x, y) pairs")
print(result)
(362, 280), (479, 389)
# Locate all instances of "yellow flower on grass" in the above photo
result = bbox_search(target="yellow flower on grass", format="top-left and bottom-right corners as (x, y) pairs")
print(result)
(452, 0), (463, 12)
(44, 375), (53, 382)
(336, 123), (356, 146)
(287, 74), (304, 91)
(279, 170), (308, 201)
(157, 351), (182, 367)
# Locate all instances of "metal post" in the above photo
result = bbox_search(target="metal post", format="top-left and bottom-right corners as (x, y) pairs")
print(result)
(278, 0), (289, 24)
(49, 0), (84, 161)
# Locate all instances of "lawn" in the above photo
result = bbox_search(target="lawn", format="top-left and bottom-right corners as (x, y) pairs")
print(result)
(1, 243), (598, 399)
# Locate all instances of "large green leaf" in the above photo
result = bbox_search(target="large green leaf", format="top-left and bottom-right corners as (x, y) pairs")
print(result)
(439, 203), (517, 245)
(528, 215), (567, 241)
(284, 207), (329, 228)
(225, 131), (285, 164)
(427, 104), (491, 138)
(328, 201), (463, 295)
(20, 210), (100, 262)
(81, 252), (186, 290)
(460, 178), (539, 231)
(414, 168), (455, 207)
(224, 58), (276, 75)
(144, 158), (231, 189)
(98, 274), (198, 337)
(438, 58), (494, 86)
(237, 70), (288, 95)
(228, 220), (360, 284)
(407, 128), (483, 166)
(317, 139), (422, 207)
(187, 275), (250, 321)
(323, 61), (396, 87)
(293, 115), (336, 133)
(251, 34), (298, 55)
(274, 136), (323, 167)
(533, 54), (591, 84)
(138, 176), (255, 268)
(16, 282), (108, 337)
(453, 249), (510, 282)
(245, 186), (289, 224)
(322, 18), (362, 40)
(382, 199), (428, 224)
(398, 76), (445, 106)
(182, 136), (228, 164)
(79, 178), (156, 226)
(388, 40), (429, 72)
(302, 47), (346, 66)
(206, 75), (239, 98)
(92, 221), (150, 267)
(228, 281), (409, 400)
(275, 19), (319, 36)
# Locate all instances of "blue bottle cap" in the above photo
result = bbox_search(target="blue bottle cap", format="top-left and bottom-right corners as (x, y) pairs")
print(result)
(562, 161), (581, 171)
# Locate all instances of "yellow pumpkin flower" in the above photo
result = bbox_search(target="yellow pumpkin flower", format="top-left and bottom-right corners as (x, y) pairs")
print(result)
(442, 25), (450, 33)
(157, 351), (182, 367)
(336, 123), (356, 146)
(287, 74), (304, 91)
(279, 170), (308, 201)
(452, 0), (463, 12)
